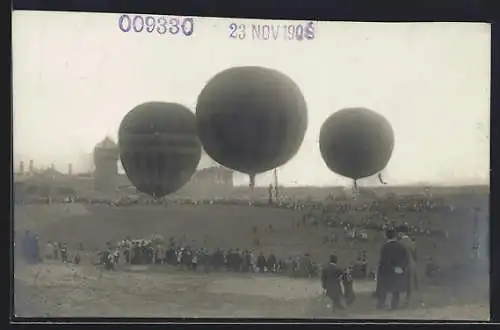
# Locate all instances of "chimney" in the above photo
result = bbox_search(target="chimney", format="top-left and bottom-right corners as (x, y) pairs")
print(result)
(68, 163), (73, 176)
(19, 161), (24, 175)
(29, 160), (34, 173)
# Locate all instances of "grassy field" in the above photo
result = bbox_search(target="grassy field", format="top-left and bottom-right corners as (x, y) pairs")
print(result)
(13, 195), (489, 319)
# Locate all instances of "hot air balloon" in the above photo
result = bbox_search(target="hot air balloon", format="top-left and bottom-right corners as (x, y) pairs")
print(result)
(319, 107), (394, 182)
(196, 66), (308, 188)
(118, 102), (202, 197)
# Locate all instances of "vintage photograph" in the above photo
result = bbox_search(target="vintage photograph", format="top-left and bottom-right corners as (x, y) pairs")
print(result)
(12, 11), (490, 319)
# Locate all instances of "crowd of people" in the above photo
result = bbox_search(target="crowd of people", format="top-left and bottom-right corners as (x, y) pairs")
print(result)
(16, 190), (453, 215)
(43, 240), (81, 264)
(21, 230), (376, 285)
(307, 214), (449, 241)
(16, 186), (485, 314)
(18, 225), (472, 314)
(94, 236), (375, 280)
(18, 193), (454, 242)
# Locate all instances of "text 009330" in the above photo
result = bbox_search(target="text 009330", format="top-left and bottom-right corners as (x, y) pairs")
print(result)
(118, 15), (194, 37)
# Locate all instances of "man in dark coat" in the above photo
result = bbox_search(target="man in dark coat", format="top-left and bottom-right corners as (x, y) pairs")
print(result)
(375, 228), (409, 310)
(267, 253), (277, 273)
(212, 249), (225, 271)
(398, 224), (418, 307)
(321, 254), (345, 312)
(242, 250), (251, 272)
(257, 253), (266, 272)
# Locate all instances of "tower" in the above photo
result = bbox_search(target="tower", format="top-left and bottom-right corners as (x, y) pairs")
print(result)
(93, 136), (119, 191)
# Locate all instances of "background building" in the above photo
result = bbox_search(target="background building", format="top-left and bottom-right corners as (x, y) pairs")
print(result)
(93, 137), (119, 192)
(14, 143), (236, 199)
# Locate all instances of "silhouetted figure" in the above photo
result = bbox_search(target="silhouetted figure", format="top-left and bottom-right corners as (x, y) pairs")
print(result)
(60, 243), (68, 263)
(257, 253), (266, 272)
(398, 224), (418, 307)
(375, 228), (409, 310)
(74, 253), (81, 265)
(321, 254), (345, 312)
(342, 266), (355, 306)
(267, 253), (277, 273)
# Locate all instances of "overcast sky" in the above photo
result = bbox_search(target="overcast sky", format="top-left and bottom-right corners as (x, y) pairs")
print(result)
(12, 11), (490, 187)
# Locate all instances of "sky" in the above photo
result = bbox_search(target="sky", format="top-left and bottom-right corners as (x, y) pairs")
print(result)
(12, 11), (491, 187)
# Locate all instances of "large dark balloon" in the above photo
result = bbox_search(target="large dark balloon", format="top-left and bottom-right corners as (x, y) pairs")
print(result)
(319, 107), (395, 180)
(196, 66), (308, 177)
(118, 102), (202, 197)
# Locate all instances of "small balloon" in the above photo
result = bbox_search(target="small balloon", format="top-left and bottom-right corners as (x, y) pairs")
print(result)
(319, 107), (395, 180)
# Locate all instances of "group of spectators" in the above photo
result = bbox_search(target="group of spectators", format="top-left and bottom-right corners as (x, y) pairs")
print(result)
(320, 225), (418, 312)
(96, 237), (327, 278)
(15, 190), (453, 214)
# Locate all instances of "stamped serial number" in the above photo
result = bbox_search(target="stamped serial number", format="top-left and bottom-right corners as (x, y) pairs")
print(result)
(118, 14), (194, 37)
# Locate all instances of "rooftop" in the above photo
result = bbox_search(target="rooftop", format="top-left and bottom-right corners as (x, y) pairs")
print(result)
(95, 136), (118, 150)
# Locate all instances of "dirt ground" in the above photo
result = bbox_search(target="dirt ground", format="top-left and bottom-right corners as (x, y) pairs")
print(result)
(13, 202), (490, 320)
(14, 261), (489, 319)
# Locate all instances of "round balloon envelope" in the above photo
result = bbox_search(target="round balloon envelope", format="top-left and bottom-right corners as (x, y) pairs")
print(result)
(118, 102), (202, 197)
(319, 107), (394, 180)
(196, 66), (308, 176)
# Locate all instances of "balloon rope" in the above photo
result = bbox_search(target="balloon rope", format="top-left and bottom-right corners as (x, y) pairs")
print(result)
(249, 174), (256, 191)
(249, 173), (256, 203)
(353, 180), (358, 200)
(273, 168), (279, 200)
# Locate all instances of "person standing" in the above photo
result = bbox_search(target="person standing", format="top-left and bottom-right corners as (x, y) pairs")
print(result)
(74, 252), (81, 265)
(257, 252), (266, 273)
(321, 254), (345, 312)
(192, 252), (198, 271)
(375, 228), (409, 310)
(60, 242), (68, 263)
(398, 224), (418, 307)
(342, 266), (356, 306)
(267, 253), (277, 273)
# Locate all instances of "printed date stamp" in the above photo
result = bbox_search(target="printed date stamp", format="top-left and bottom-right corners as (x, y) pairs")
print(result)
(118, 14), (194, 37)
(229, 21), (316, 41)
